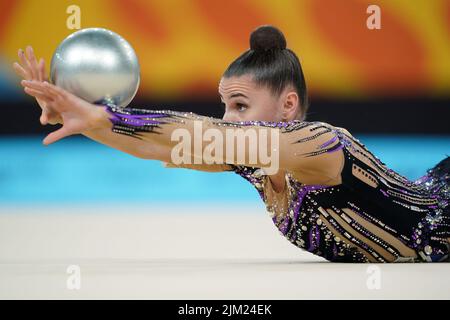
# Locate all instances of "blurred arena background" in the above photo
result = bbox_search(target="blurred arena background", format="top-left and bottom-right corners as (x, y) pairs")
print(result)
(0, 0), (449, 299)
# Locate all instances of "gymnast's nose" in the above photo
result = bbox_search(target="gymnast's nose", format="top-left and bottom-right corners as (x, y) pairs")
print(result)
(222, 111), (240, 122)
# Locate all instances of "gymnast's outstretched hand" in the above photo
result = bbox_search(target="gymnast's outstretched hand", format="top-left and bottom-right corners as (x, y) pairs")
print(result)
(12, 46), (62, 125)
(20, 80), (110, 146)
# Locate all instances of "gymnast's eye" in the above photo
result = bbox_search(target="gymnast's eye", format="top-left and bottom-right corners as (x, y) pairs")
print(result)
(236, 103), (247, 112)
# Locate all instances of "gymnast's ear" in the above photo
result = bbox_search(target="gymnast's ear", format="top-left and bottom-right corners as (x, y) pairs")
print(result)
(281, 90), (299, 121)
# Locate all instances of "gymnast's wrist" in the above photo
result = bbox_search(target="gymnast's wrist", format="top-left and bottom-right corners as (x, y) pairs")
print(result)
(88, 104), (114, 131)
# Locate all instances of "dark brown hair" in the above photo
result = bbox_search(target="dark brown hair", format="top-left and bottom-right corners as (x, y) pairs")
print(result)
(223, 25), (309, 120)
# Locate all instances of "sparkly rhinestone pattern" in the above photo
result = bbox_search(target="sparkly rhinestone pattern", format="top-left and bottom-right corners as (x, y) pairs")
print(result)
(231, 127), (449, 263)
(104, 105), (449, 262)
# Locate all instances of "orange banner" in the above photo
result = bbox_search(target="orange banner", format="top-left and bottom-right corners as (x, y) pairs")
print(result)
(1, 0), (449, 99)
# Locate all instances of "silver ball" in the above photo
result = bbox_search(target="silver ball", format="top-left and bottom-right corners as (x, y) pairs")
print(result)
(50, 28), (140, 108)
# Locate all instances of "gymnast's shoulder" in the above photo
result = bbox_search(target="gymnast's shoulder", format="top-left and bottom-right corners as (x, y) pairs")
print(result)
(281, 119), (355, 139)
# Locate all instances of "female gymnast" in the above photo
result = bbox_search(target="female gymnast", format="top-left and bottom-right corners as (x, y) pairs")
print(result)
(14, 25), (449, 263)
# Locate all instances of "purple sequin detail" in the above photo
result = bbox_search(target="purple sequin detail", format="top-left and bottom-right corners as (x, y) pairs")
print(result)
(308, 227), (316, 251)
(239, 120), (297, 127)
(104, 106), (121, 122)
(115, 112), (167, 119)
(326, 143), (344, 153)
(308, 225), (321, 252)
(333, 243), (338, 258)
(279, 184), (329, 236)
(316, 224), (321, 245)
(281, 216), (290, 235)
(105, 106), (165, 126)
(320, 135), (338, 148)
(292, 185), (328, 223)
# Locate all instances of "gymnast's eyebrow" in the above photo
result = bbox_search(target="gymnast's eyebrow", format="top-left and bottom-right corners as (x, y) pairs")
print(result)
(219, 93), (249, 99)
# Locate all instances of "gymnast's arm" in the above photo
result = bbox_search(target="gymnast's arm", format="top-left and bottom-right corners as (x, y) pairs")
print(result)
(86, 105), (345, 182)
(82, 123), (233, 172)
(20, 80), (344, 182)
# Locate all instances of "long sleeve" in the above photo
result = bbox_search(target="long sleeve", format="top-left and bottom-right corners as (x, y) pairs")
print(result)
(104, 105), (345, 180)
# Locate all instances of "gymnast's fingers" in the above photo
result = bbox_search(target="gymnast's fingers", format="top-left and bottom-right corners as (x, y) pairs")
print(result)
(21, 80), (55, 98)
(43, 126), (71, 145)
(23, 87), (53, 103)
(12, 62), (28, 80)
(21, 79), (47, 91)
(20, 47), (36, 79)
(38, 58), (49, 82)
(43, 81), (69, 99)
(17, 49), (32, 80)
(25, 46), (39, 80)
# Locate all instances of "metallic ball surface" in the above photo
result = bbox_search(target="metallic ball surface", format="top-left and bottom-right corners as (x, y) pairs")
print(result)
(50, 28), (140, 108)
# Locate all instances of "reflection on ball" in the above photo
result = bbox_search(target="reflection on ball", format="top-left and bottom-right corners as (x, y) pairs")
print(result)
(50, 28), (140, 108)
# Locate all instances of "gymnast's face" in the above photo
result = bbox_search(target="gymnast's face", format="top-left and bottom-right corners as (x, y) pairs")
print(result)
(219, 74), (299, 122)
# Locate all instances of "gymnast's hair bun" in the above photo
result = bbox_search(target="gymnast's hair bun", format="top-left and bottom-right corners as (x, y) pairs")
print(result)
(250, 25), (287, 51)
